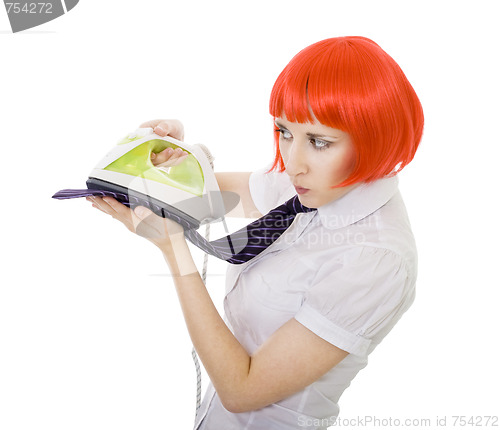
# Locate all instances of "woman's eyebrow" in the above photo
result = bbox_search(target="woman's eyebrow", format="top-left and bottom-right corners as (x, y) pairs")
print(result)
(306, 132), (339, 140)
(274, 120), (341, 140)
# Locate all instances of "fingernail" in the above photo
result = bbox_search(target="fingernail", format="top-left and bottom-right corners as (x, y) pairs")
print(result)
(155, 126), (167, 136)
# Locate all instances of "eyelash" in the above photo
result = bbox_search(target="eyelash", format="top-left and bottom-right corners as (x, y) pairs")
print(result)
(274, 128), (331, 151)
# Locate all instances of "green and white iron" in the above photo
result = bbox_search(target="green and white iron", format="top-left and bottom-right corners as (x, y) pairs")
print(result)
(86, 127), (231, 228)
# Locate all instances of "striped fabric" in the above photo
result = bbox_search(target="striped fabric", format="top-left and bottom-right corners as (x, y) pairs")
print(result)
(52, 188), (316, 264)
(186, 195), (316, 264)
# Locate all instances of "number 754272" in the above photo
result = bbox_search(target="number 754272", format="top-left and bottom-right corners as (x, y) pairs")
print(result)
(5, 3), (53, 14)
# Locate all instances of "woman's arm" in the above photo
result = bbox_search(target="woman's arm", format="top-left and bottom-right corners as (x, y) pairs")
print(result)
(164, 234), (349, 413)
(215, 172), (262, 218)
(89, 195), (348, 414)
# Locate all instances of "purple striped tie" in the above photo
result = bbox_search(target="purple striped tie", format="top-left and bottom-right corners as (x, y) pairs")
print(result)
(186, 195), (316, 264)
(52, 189), (316, 264)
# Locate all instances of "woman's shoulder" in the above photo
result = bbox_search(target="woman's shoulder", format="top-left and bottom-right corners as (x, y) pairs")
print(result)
(313, 177), (417, 276)
(360, 190), (417, 276)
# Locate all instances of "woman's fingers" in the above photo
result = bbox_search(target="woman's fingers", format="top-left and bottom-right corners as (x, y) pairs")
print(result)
(151, 147), (189, 168)
(164, 148), (188, 165)
(171, 152), (189, 166)
(151, 147), (173, 165)
(88, 197), (161, 240)
(87, 196), (109, 213)
(140, 119), (187, 168)
(139, 119), (163, 129)
(87, 196), (137, 231)
(87, 196), (106, 213)
(87, 196), (185, 251)
(139, 119), (184, 141)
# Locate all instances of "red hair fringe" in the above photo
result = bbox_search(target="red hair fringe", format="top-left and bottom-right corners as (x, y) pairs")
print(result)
(268, 36), (424, 187)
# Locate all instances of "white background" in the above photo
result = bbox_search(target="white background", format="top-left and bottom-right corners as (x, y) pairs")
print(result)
(1, 1), (499, 429)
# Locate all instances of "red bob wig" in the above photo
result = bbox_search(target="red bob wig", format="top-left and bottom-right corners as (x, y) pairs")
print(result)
(269, 36), (424, 187)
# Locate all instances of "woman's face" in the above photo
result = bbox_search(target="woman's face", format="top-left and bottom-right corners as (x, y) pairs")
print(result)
(275, 116), (357, 208)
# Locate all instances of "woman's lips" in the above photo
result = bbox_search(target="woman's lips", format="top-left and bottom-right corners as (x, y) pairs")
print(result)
(294, 186), (310, 195)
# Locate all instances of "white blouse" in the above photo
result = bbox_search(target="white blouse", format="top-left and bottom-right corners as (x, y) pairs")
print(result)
(194, 167), (417, 430)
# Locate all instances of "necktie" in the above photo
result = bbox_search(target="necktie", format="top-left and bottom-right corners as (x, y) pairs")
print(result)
(52, 189), (316, 264)
(185, 194), (316, 264)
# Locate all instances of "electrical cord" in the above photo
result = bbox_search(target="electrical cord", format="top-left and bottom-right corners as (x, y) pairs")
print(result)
(191, 143), (215, 426)
(192, 223), (209, 425)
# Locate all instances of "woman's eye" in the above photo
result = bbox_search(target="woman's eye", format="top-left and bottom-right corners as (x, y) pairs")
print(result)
(275, 128), (292, 140)
(311, 138), (331, 150)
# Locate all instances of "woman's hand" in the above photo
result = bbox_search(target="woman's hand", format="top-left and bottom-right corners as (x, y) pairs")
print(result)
(140, 119), (189, 169)
(151, 146), (189, 169)
(87, 195), (185, 251)
(88, 196), (198, 276)
(140, 118), (184, 140)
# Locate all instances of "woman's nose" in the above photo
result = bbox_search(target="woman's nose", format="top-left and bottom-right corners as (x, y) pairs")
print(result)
(283, 140), (308, 176)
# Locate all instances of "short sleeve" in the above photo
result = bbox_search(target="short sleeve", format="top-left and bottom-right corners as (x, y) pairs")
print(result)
(248, 165), (295, 214)
(294, 247), (415, 356)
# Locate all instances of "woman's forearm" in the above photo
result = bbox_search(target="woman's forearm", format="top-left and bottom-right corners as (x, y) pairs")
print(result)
(215, 172), (262, 218)
(162, 238), (251, 411)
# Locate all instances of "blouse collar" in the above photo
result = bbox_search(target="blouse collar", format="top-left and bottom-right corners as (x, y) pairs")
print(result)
(316, 175), (399, 230)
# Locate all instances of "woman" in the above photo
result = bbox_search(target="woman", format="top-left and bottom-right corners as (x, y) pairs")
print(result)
(87, 36), (423, 429)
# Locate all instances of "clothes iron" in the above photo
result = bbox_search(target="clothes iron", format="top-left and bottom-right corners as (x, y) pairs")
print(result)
(53, 127), (238, 230)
